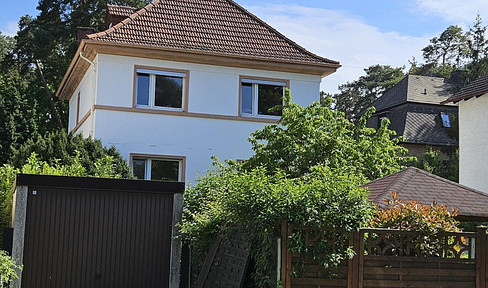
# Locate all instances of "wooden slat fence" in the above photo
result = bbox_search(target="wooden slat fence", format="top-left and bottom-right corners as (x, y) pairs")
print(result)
(282, 223), (488, 288)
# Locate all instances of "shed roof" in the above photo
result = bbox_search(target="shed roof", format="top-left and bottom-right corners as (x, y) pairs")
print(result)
(363, 167), (488, 221)
(88, 0), (338, 65)
(442, 73), (488, 104)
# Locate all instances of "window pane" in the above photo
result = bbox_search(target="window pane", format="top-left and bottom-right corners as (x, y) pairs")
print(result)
(155, 75), (183, 108)
(136, 73), (150, 106)
(151, 159), (179, 182)
(241, 83), (253, 114)
(132, 158), (146, 179)
(258, 84), (283, 116)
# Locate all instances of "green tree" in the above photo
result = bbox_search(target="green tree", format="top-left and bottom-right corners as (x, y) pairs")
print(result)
(0, 152), (130, 244)
(9, 130), (132, 178)
(467, 14), (488, 62)
(422, 25), (467, 66)
(183, 92), (411, 287)
(331, 65), (405, 119)
(244, 95), (411, 180)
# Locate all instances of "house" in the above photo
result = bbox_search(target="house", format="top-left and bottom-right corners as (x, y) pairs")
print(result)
(357, 75), (458, 157)
(442, 73), (488, 193)
(56, 0), (340, 183)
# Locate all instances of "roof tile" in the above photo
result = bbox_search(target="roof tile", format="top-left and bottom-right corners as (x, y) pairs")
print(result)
(89, 0), (338, 65)
(363, 167), (488, 220)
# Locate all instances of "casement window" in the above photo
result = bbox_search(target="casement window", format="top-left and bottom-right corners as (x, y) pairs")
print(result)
(135, 68), (187, 110)
(132, 156), (184, 182)
(240, 78), (286, 117)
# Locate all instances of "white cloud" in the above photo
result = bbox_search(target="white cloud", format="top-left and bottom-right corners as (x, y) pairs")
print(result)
(3, 21), (18, 37)
(247, 4), (429, 94)
(414, 0), (488, 23)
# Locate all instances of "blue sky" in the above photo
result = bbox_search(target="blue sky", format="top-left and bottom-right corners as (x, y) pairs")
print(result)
(1, 0), (488, 93)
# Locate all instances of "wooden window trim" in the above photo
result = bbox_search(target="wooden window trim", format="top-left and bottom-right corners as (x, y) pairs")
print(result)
(132, 65), (189, 112)
(238, 75), (289, 119)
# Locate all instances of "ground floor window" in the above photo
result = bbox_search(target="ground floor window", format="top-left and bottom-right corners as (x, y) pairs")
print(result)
(131, 155), (185, 182)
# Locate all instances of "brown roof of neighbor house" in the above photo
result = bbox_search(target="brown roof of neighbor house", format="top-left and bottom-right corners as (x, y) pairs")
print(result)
(442, 73), (488, 104)
(363, 166), (488, 221)
(88, 0), (338, 65)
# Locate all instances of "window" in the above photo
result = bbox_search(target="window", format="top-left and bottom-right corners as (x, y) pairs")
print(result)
(135, 68), (187, 110)
(240, 78), (286, 117)
(440, 112), (451, 128)
(132, 156), (184, 182)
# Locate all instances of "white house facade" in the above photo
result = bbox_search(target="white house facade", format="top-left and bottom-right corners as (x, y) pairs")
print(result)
(443, 74), (488, 193)
(57, 0), (340, 183)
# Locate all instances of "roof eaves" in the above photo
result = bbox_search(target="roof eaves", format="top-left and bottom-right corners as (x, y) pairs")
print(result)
(441, 91), (486, 104)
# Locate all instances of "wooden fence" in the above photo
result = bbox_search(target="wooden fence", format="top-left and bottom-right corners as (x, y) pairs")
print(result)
(281, 223), (488, 288)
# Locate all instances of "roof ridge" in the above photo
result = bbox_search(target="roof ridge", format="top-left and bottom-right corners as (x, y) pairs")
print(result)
(365, 169), (406, 203)
(381, 167), (417, 201)
(224, 0), (339, 65)
(88, 0), (156, 40)
(413, 166), (488, 198)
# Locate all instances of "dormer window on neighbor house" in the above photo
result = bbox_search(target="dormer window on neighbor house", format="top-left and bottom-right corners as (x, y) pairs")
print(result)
(240, 78), (287, 117)
(135, 67), (188, 110)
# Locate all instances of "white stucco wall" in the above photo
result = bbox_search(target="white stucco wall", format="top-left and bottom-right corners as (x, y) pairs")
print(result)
(95, 54), (321, 114)
(458, 93), (488, 193)
(70, 53), (325, 183)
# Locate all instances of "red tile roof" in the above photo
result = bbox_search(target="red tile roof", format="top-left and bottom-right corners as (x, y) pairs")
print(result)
(363, 166), (488, 221)
(107, 5), (139, 18)
(87, 0), (338, 65)
(442, 73), (488, 103)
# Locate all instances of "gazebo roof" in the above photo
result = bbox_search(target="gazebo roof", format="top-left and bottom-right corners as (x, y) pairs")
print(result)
(363, 167), (488, 221)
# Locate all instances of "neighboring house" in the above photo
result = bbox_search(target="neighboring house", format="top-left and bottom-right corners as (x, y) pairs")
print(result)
(442, 73), (488, 193)
(56, 0), (340, 183)
(357, 75), (458, 157)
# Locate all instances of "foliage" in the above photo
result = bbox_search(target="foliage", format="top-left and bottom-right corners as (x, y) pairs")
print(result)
(0, 250), (22, 287)
(422, 25), (467, 66)
(413, 147), (459, 182)
(0, 152), (128, 241)
(182, 161), (373, 288)
(183, 91), (411, 287)
(331, 65), (405, 119)
(371, 192), (459, 256)
(244, 92), (412, 181)
(371, 192), (459, 233)
(10, 130), (132, 178)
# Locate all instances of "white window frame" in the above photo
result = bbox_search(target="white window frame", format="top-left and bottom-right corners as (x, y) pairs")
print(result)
(240, 78), (287, 118)
(135, 68), (187, 111)
(131, 155), (185, 182)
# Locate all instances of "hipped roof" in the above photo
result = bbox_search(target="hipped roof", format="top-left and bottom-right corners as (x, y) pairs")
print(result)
(58, 0), (340, 100)
(364, 167), (488, 221)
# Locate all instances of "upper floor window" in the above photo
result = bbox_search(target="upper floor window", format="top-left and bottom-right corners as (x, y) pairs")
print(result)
(240, 78), (286, 117)
(135, 68), (187, 110)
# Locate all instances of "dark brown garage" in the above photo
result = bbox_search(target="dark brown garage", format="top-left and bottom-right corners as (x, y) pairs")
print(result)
(10, 174), (184, 288)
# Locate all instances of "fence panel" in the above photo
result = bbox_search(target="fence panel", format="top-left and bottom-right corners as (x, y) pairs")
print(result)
(282, 223), (486, 288)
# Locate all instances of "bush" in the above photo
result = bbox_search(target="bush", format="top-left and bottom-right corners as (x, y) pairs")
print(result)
(0, 250), (21, 287)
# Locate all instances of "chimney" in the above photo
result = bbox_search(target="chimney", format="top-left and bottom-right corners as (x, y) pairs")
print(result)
(76, 27), (95, 46)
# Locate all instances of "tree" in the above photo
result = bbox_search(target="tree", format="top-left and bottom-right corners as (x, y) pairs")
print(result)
(331, 65), (405, 119)
(9, 130), (132, 178)
(244, 93), (411, 180)
(182, 92), (411, 287)
(0, 151), (131, 246)
(467, 14), (488, 62)
(422, 25), (467, 67)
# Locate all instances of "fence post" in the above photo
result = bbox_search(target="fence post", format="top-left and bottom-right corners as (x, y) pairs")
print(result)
(476, 226), (487, 288)
(348, 230), (360, 288)
(281, 221), (291, 288)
